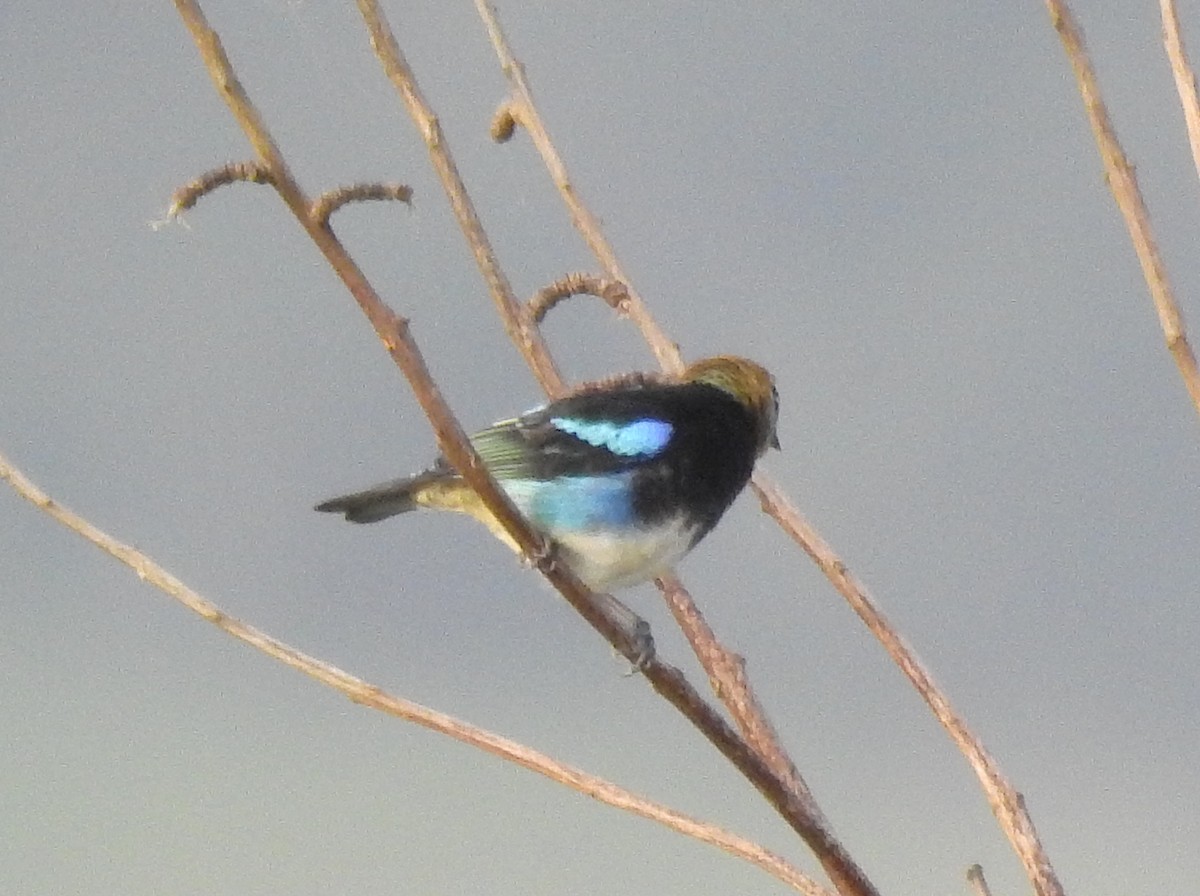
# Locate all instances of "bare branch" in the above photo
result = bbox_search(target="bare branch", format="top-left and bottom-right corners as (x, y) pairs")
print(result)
(657, 576), (825, 821)
(0, 451), (830, 896)
(1161, 0), (1200, 189)
(167, 160), (273, 216)
(311, 182), (413, 228)
(753, 479), (1064, 896)
(472, 0), (684, 376)
(167, 6), (853, 889)
(173, 0), (655, 664)
(353, 0), (567, 396)
(1047, 0), (1200, 419)
(527, 272), (630, 323)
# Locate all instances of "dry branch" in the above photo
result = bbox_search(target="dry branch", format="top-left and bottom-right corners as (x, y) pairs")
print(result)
(168, 160), (273, 215)
(1048, 0), (1200, 419)
(167, 0), (861, 892)
(0, 451), (828, 896)
(358, 3), (875, 893)
(527, 272), (630, 323)
(311, 182), (413, 227)
(472, 1), (1066, 893)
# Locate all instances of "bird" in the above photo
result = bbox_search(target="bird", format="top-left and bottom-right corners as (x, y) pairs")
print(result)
(316, 355), (780, 593)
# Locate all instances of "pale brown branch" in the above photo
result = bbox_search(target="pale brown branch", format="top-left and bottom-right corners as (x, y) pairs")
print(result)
(657, 576), (825, 822)
(1161, 0), (1200, 189)
(311, 182), (413, 227)
(1047, 0), (1200, 419)
(0, 451), (829, 896)
(527, 272), (630, 323)
(752, 479), (1064, 896)
(472, 4), (1070, 895)
(353, 0), (567, 398)
(472, 0), (684, 376)
(173, 0), (651, 666)
(355, 6), (875, 892)
(167, 160), (273, 216)
(170, 5), (847, 890)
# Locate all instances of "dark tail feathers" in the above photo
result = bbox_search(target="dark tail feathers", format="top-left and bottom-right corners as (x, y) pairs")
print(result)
(314, 471), (441, 523)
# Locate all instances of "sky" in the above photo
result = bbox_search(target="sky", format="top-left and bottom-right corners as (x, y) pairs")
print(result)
(3, 2), (1199, 895)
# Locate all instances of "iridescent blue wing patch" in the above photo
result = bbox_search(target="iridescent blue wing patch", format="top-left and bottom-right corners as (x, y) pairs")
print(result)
(549, 417), (673, 458)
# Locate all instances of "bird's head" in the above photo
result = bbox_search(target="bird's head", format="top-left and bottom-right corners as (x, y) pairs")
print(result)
(682, 355), (780, 455)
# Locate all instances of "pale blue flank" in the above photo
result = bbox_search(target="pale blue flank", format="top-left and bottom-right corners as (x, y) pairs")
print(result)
(550, 416), (673, 457)
(502, 474), (637, 531)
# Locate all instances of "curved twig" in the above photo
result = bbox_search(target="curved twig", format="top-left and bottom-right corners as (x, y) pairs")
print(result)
(167, 160), (274, 216)
(311, 182), (413, 227)
(527, 272), (630, 323)
(168, 3), (851, 892)
(172, 0), (650, 666)
(353, 4), (876, 893)
(353, 0), (567, 398)
(471, 3), (1070, 895)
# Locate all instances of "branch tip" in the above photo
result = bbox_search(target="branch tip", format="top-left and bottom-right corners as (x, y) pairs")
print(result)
(527, 273), (630, 323)
(311, 182), (414, 226)
(965, 864), (993, 896)
(167, 160), (274, 218)
(490, 102), (520, 142)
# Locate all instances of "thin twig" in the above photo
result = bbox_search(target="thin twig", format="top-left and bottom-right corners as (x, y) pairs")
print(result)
(311, 182), (413, 227)
(527, 272), (630, 323)
(657, 576), (826, 823)
(1163, 0), (1200, 191)
(167, 160), (274, 215)
(173, 0), (648, 665)
(471, 0), (682, 377)
(753, 480), (1064, 896)
(170, 4), (847, 890)
(1048, 0), (1200, 419)
(353, 0), (567, 397)
(472, 4), (1070, 895)
(0, 451), (829, 896)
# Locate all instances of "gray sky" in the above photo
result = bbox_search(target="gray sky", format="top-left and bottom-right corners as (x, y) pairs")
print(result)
(3, 3), (1198, 894)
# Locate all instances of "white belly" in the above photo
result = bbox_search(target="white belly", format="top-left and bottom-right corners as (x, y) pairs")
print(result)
(553, 516), (698, 591)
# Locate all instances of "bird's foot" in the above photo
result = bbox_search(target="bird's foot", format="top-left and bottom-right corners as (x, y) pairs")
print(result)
(594, 592), (656, 672)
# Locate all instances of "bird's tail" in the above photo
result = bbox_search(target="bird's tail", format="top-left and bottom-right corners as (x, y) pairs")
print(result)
(314, 469), (447, 523)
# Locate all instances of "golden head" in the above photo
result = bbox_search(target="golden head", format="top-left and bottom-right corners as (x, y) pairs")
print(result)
(682, 355), (780, 454)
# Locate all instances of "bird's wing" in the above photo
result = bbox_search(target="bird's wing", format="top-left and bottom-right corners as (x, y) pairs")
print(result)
(469, 390), (676, 481)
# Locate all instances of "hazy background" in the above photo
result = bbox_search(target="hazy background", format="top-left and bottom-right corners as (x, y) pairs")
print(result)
(3, 3), (1198, 894)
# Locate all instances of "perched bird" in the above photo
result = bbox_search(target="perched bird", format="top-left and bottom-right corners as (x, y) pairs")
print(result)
(316, 355), (779, 592)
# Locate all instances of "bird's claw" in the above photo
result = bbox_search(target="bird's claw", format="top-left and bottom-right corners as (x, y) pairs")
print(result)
(622, 618), (656, 675)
